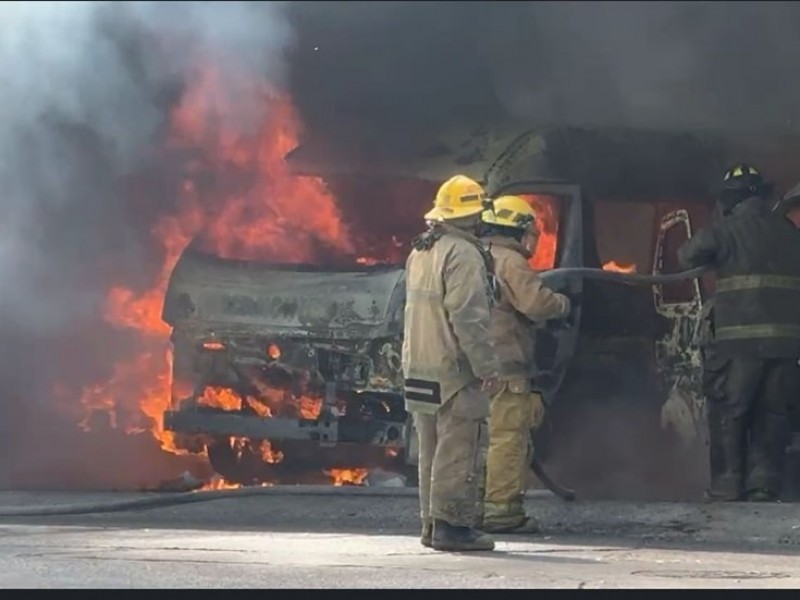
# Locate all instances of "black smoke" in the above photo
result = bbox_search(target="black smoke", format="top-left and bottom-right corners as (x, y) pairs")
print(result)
(287, 1), (800, 143)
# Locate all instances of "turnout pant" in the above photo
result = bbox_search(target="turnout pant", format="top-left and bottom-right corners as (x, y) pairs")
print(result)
(483, 382), (545, 527)
(412, 383), (489, 527)
(704, 355), (800, 497)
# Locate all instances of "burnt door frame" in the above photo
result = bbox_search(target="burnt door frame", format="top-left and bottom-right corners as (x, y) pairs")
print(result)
(652, 208), (704, 375)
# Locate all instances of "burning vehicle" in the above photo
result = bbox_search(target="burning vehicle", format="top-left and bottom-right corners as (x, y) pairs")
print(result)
(162, 255), (409, 485)
(163, 120), (800, 499)
(159, 122), (797, 497)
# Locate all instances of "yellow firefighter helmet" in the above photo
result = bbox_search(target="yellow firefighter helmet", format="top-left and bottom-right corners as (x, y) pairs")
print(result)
(481, 195), (536, 229)
(424, 175), (488, 222)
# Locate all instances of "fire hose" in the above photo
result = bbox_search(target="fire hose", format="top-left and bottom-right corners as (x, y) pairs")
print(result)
(529, 265), (709, 502)
(0, 485), (419, 517)
(538, 265), (708, 286)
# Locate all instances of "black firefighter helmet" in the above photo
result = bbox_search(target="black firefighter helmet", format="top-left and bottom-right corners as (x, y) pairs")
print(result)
(718, 163), (774, 215)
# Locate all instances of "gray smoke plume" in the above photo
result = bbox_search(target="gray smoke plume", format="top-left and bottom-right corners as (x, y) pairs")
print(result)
(287, 1), (800, 141)
(0, 1), (294, 489)
(0, 0), (293, 333)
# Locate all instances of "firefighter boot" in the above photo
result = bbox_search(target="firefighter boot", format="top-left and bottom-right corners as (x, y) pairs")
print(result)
(745, 488), (778, 502)
(745, 409), (790, 502)
(706, 412), (745, 502)
(431, 519), (495, 552)
(482, 512), (541, 534)
(420, 521), (433, 548)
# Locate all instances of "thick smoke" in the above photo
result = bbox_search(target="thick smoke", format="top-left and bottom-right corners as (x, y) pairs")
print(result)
(0, 1), (292, 332)
(0, 1), (293, 488)
(287, 1), (800, 141)
(4, 0), (799, 491)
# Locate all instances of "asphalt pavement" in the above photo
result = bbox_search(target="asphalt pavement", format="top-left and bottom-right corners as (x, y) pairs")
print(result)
(0, 487), (799, 588)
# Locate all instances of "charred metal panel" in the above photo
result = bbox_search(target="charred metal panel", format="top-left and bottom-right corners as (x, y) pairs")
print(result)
(163, 249), (406, 341)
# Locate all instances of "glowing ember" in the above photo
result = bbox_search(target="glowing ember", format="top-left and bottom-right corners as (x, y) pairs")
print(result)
(326, 468), (369, 486)
(260, 440), (284, 464)
(602, 260), (637, 273)
(248, 381), (324, 421)
(245, 397), (273, 418)
(298, 396), (323, 420)
(521, 195), (560, 270)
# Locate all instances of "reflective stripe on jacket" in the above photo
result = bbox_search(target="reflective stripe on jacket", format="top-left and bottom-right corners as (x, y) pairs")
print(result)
(714, 274), (800, 345)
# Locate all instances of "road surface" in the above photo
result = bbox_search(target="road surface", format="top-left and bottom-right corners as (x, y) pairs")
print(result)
(0, 488), (799, 588)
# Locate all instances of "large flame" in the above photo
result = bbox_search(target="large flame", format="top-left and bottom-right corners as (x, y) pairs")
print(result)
(76, 66), (357, 484)
(169, 68), (355, 263)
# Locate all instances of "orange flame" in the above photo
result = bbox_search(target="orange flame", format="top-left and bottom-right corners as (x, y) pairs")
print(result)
(261, 440), (284, 464)
(169, 67), (354, 262)
(521, 195), (560, 270)
(298, 396), (323, 420)
(199, 477), (273, 491)
(201, 478), (243, 491)
(326, 468), (369, 486)
(198, 387), (242, 411)
(602, 260), (637, 273)
(74, 64), (356, 471)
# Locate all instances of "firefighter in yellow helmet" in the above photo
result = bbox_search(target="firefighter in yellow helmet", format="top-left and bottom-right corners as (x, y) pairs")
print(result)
(403, 174), (501, 552)
(478, 195), (572, 533)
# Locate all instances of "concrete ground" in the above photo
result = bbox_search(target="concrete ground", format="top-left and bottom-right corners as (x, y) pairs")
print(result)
(0, 487), (799, 588)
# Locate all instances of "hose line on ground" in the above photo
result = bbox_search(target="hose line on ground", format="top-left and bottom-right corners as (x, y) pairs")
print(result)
(0, 486), (418, 517)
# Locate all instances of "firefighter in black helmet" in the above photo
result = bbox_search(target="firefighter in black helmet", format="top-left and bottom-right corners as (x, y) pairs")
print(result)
(718, 163), (774, 216)
(678, 163), (800, 502)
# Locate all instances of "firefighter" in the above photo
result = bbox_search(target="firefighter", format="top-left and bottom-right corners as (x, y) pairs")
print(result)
(678, 163), (800, 502)
(476, 195), (572, 532)
(402, 174), (502, 552)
